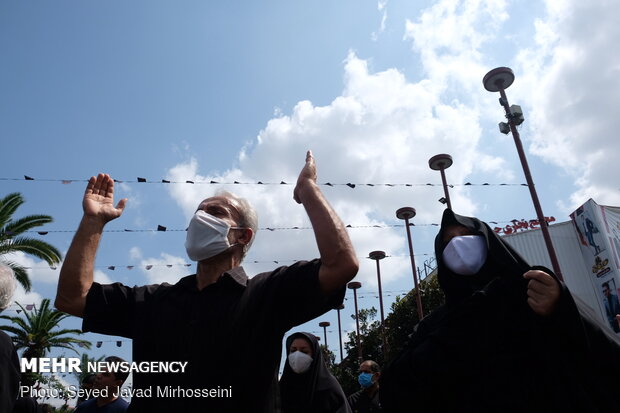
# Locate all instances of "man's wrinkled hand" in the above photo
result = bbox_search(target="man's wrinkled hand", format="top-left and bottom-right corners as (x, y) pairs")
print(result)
(83, 173), (127, 224)
(524, 270), (561, 316)
(293, 150), (318, 204)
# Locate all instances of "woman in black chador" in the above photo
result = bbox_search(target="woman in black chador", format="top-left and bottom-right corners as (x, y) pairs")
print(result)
(279, 332), (351, 413)
(380, 209), (620, 412)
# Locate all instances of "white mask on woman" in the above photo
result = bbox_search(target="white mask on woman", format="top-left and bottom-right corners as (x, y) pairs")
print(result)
(442, 235), (487, 275)
(288, 351), (313, 374)
(184, 210), (242, 261)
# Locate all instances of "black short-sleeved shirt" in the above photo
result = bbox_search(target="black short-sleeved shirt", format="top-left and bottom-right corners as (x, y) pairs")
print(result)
(348, 389), (383, 413)
(75, 397), (129, 413)
(82, 259), (344, 413)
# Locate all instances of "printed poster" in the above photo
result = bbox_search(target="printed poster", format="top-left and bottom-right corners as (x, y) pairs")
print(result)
(571, 199), (620, 333)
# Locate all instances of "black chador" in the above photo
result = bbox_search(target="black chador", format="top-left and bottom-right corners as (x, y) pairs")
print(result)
(380, 209), (620, 412)
(280, 332), (351, 413)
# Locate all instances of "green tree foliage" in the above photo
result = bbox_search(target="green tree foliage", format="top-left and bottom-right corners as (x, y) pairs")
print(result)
(385, 274), (445, 358)
(0, 298), (91, 387)
(321, 344), (336, 369)
(0, 193), (62, 291)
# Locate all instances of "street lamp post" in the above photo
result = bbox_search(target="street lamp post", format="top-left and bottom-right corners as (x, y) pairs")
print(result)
(336, 304), (345, 362)
(483, 67), (563, 280)
(347, 281), (363, 363)
(319, 321), (330, 350)
(369, 250), (388, 356)
(396, 207), (424, 319)
(429, 154), (454, 209)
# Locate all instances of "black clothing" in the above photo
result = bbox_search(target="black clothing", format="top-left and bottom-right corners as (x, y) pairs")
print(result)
(83, 259), (344, 413)
(11, 397), (40, 413)
(380, 209), (620, 413)
(75, 397), (129, 412)
(280, 332), (351, 413)
(347, 388), (382, 413)
(0, 330), (19, 413)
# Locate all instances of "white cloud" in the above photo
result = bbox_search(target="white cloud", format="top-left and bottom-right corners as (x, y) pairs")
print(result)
(11, 285), (43, 310)
(514, 0), (620, 207)
(404, 0), (509, 96)
(129, 246), (143, 261)
(474, 154), (515, 181)
(2, 251), (112, 286)
(371, 0), (389, 41)
(118, 182), (146, 226)
(137, 253), (191, 285)
(94, 269), (113, 284)
(3, 251), (60, 285)
(163, 44), (516, 285)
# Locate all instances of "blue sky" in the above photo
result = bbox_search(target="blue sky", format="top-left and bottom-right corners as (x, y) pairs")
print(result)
(2, 0), (619, 402)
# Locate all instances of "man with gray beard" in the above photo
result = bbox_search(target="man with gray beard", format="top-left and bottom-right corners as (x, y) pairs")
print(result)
(56, 151), (359, 412)
(0, 264), (20, 412)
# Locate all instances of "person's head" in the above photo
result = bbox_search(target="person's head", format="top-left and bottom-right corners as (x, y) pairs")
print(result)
(435, 209), (531, 303)
(289, 336), (314, 358)
(81, 373), (96, 389)
(358, 360), (380, 389)
(286, 333), (318, 375)
(94, 356), (128, 394)
(440, 223), (488, 277)
(603, 282), (611, 297)
(0, 264), (16, 312)
(77, 373), (97, 404)
(186, 191), (257, 263)
(442, 225), (475, 244)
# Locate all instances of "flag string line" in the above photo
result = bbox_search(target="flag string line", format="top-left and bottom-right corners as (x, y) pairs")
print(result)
(1, 176), (528, 188)
(21, 253), (436, 271)
(23, 217), (543, 234)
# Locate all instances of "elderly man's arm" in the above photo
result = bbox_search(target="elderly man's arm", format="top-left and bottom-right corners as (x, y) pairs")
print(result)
(55, 174), (126, 317)
(294, 151), (359, 294)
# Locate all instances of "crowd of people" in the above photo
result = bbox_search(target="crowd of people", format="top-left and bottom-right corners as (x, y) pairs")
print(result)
(1, 151), (620, 412)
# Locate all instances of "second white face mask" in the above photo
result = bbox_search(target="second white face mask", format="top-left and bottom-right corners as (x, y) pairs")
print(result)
(442, 235), (488, 275)
(185, 210), (236, 261)
(288, 351), (313, 374)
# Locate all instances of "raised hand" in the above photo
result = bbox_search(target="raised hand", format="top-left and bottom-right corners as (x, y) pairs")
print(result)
(83, 173), (127, 224)
(293, 150), (318, 204)
(524, 269), (561, 316)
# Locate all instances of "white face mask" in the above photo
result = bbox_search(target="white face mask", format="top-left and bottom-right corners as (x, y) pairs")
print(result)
(184, 210), (241, 261)
(442, 235), (487, 275)
(288, 351), (313, 374)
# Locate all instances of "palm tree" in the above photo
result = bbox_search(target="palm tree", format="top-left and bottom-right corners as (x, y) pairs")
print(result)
(0, 298), (91, 387)
(0, 192), (62, 291)
(72, 352), (106, 384)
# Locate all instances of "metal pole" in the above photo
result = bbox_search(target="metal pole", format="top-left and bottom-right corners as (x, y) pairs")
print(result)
(429, 154), (454, 210)
(319, 321), (330, 350)
(439, 168), (452, 209)
(405, 218), (425, 319)
(482, 67), (562, 280)
(336, 304), (344, 362)
(497, 86), (562, 279)
(369, 251), (388, 356)
(396, 208), (425, 318)
(348, 281), (363, 363)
